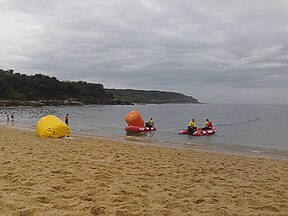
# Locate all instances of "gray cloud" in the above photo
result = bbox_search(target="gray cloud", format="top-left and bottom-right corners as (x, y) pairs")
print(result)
(1, 0), (288, 104)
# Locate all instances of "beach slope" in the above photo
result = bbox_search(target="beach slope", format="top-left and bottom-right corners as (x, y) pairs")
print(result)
(0, 126), (287, 215)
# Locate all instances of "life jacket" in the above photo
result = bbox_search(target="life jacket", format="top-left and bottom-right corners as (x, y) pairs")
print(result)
(208, 121), (213, 128)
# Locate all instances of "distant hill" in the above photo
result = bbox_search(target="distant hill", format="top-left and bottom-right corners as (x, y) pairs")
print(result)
(0, 69), (199, 106)
(106, 89), (199, 104)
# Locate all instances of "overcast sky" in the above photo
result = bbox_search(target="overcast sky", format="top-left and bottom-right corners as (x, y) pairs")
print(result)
(1, 0), (288, 104)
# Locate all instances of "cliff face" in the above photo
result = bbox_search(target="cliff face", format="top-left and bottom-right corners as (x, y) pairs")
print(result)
(105, 89), (199, 104)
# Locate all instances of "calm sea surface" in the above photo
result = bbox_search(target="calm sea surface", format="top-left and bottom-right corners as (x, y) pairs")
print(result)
(1, 104), (288, 158)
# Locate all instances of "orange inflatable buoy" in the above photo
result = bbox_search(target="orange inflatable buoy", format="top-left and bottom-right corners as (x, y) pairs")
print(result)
(125, 110), (144, 127)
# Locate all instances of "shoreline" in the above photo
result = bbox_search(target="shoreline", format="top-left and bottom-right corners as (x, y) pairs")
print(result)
(1, 125), (288, 215)
(3, 124), (288, 161)
(1, 103), (288, 161)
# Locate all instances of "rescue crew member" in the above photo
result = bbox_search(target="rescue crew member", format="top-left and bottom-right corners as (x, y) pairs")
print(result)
(146, 117), (154, 130)
(204, 119), (213, 129)
(187, 118), (197, 135)
(148, 117), (154, 126)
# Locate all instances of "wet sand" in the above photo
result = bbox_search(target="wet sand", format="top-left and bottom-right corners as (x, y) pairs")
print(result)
(0, 126), (287, 215)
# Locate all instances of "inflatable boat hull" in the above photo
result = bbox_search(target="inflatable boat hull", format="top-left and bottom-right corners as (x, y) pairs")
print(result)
(178, 127), (216, 136)
(125, 125), (157, 133)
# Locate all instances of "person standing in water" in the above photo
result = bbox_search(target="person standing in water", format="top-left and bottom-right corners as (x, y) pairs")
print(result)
(187, 118), (197, 135)
(6, 113), (9, 125)
(65, 114), (69, 125)
(10, 113), (14, 126)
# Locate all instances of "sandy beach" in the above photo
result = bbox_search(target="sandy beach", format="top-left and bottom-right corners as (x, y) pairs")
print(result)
(0, 126), (287, 215)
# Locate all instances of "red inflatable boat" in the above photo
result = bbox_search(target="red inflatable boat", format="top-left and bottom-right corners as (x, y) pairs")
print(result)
(125, 125), (157, 133)
(178, 127), (217, 136)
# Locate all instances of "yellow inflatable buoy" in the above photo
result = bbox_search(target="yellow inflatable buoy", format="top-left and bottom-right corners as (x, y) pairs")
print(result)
(36, 115), (70, 138)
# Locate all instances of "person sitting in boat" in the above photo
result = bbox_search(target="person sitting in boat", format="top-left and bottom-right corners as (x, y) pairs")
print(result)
(187, 118), (197, 135)
(203, 119), (213, 130)
(145, 117), (155, 130)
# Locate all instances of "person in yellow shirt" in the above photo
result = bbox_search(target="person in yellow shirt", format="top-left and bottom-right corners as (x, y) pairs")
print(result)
(187, 118), (197, 135)
(145, 117), (155, 129)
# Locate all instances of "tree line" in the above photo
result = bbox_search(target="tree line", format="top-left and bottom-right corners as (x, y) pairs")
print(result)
(0, 69), (113, 104)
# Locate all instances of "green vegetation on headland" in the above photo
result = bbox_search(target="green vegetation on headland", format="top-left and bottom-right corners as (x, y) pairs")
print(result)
(106, 89), (199, 104)
(0, 69), (113, 106)
(0, 69), (199, 106)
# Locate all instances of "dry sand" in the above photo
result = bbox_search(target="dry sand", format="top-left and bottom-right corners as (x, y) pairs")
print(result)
(0, 126), (287, 216)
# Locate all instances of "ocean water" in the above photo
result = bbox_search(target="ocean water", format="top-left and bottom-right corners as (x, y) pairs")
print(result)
(1, 104), (288, 158)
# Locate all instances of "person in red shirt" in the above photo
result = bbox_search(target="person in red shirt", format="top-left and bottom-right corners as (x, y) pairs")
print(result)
(203, 119), (213, 130)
